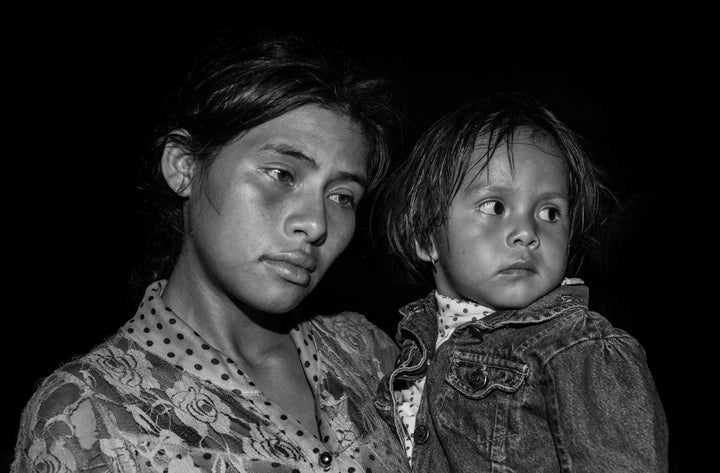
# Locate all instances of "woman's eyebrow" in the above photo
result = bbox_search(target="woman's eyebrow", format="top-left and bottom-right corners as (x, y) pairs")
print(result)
(337, 171), (367, 188)
(260, 143), (318, 168)
(260, 143), (367, 188)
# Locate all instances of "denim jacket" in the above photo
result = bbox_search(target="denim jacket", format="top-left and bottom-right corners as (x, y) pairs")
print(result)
(375, 284), (668, 472)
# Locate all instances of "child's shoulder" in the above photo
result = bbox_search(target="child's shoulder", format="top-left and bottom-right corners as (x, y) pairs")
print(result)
(557, 304), (635, 340)
(539, 305), (647, 364)
(539, 283), (637, 342)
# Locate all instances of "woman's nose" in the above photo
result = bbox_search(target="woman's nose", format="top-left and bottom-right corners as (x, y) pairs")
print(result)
(286, 196), (327, 245)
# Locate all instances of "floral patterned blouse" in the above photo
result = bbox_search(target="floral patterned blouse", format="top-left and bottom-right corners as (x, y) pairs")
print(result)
(12, 281), (410, 473)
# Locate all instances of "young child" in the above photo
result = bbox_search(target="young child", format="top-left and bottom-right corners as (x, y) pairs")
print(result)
(375, 93), (668, 472)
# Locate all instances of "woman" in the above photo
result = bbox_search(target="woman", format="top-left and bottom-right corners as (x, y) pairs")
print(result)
(13, 31), (410, 473)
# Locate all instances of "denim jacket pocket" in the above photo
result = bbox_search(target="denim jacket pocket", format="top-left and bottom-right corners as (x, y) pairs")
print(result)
(437, 352), (529, 465)
(445, 351), (528, 399)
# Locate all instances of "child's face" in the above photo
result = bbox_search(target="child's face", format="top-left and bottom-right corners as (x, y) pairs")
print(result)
(422, 134), (570, 309)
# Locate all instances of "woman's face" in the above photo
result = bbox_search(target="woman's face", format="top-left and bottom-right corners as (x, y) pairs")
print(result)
(183, 105), (369, 314)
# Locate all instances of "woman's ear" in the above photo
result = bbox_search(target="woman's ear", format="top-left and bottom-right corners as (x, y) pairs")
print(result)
(414, 238), (439, 264)
(161, 132), (196, 198)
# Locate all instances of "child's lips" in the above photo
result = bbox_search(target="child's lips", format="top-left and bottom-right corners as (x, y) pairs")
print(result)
(499, 261), (536, 275)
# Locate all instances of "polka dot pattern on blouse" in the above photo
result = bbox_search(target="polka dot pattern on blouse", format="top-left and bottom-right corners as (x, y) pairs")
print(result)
(396, 291), (494, 461)
(123, 283), (267, 394)
(121, 282), (324, 439)
(19, 279), (410, 473)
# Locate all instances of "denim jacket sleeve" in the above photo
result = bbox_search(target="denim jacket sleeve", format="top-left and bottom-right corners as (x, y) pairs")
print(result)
(542, 334), (668, 472)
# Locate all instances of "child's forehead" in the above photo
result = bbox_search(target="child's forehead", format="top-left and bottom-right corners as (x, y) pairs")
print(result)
(473, 127), (556, 156)
(465, 128), (560, 168)
(461, 133), (567, 187)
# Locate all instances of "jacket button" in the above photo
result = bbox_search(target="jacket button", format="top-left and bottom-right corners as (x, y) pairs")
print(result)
(469, 369), (487, 387)
(318, 451), (333, 467)
(414, 424), (429, 445)
(469, 325), (483, 340)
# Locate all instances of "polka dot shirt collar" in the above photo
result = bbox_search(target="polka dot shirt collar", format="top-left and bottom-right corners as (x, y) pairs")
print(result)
(434, 291), (494, 348)
(122, 281), (320, 397)
(432, 277), (581, 345)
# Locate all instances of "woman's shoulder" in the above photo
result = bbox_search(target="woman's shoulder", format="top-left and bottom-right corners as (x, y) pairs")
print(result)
(17, 330), (164, 430)
(12, 332), (146, 472)
(312, 311), (394, 348)
(307, 311), (398, 375)
(314, 310), (380, 331)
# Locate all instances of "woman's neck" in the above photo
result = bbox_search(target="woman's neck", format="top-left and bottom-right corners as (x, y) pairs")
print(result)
(162, 260), (296, 367)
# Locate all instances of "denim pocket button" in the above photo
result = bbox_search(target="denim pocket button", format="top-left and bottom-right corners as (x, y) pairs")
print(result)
(445, 352), (528, 399)
(414, 424), (429, 444)
(468, 368), (487, 388)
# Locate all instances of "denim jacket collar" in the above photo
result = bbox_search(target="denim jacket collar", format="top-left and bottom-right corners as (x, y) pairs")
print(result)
(384, 293), (438, 379)
(483, 284), (589, 329)
(396, 285), (590, 360)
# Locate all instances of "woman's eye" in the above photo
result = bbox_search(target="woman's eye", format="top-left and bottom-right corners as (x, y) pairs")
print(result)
(329, 193), (357, 209)
(478, 200), (505, 215)
(266, 168), (294, 185)
(538, 207), (561, 222)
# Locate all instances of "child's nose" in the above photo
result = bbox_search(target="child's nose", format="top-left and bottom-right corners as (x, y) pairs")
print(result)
(508, 217), (539, 249)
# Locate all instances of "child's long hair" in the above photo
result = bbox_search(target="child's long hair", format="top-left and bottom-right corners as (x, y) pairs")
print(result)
(379, 92), (611, 286)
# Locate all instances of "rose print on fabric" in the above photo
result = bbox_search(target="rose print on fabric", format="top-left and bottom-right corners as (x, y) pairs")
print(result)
(27, 438), (77, 473)
(100, 438), (141, 472)
(244, 425), (306, 464)
(125, 404), (164, 436)
(86, 346), (160, 396)
(166, 381), (233, 438)
(325, 316), (368, 354)
(12, 282), (407, 473)
(68, 399), (98, 449)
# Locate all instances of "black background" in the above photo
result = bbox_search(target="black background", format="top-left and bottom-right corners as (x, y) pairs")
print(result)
(6, 10), (716, 472)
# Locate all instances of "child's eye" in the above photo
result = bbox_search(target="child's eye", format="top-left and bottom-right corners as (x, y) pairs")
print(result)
(478, 200), (505, 215)
(329, 193), (357, 209)
(538, 207), (562, 222)
(266, 168), (295, 185)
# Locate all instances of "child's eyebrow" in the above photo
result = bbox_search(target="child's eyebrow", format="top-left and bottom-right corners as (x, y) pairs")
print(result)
(537, 190), (570, 201)
(462, 184), (569, 201)
(461, 183), (508, 196)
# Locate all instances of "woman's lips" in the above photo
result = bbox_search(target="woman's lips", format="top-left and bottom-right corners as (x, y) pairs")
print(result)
(261, 252), (317, 287)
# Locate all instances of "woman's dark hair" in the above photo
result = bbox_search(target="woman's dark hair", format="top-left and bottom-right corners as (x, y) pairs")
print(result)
(132, 30), (402, 291)
(380, 92), (612, 286)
